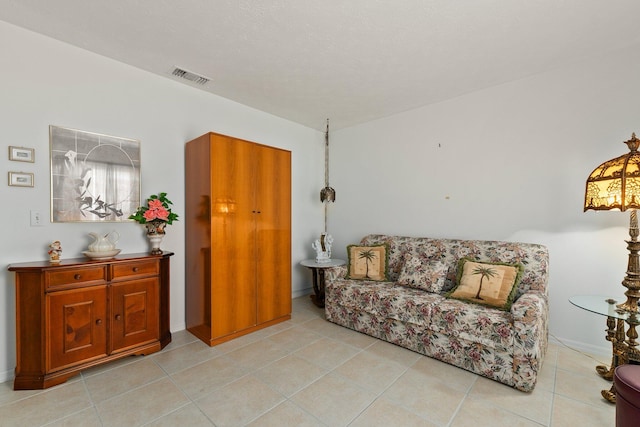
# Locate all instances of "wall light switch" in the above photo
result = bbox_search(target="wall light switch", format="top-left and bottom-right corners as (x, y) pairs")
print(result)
(30, 210), (43, 226)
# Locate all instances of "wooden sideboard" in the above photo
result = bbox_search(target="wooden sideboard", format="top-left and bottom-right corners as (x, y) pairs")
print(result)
(7, 252), (173, 390)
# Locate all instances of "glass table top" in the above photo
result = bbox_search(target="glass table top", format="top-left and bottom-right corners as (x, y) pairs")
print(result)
(569, 295), (639, 321)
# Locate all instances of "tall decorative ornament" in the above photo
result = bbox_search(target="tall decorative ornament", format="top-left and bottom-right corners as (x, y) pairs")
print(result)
(315, 118), (335, 263)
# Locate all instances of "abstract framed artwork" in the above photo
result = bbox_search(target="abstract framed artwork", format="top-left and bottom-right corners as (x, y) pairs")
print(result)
(8, 172), (34, 187)
(9, 146), (35, 162)
(49, 125), (141, 222)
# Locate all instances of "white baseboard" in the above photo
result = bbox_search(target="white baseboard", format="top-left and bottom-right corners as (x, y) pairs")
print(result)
(292, 287), (313, 299)
(549, 334), (610, 359)
(0, 368), (13, 385)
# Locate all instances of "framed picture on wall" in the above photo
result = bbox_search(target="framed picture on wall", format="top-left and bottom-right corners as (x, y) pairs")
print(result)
(49, 126), (141, 222)
(8, 172), (34, 187)
(9, 146), (35, 162)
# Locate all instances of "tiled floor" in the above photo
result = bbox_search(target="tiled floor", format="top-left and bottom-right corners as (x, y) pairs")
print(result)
(0, 296), (616, 426)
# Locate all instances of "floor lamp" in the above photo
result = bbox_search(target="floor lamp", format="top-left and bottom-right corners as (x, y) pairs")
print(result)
(585, 133), (640, 313)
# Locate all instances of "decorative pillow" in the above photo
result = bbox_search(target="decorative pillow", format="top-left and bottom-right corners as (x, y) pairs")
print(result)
(446, 258), (524, 310)
(397, 254), (449, 293)
(345, 244), (390, 281)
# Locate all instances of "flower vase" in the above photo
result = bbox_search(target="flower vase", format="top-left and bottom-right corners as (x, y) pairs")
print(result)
(145, 223), (165, 255)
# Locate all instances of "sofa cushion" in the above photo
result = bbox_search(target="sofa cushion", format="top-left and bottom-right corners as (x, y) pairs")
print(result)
(447, 258), (523, 310)
(346, 244), (390, 281)
(428, 297), (515, 350)
(397, 254), (449, 293)
(327, 279), (440, 326)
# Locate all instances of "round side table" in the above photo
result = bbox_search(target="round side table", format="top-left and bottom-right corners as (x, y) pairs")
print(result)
(300, 259), (345, 308)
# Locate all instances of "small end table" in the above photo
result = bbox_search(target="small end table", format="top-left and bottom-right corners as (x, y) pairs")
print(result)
(300, 259), (346, 308)
(569, 295), (640, 403)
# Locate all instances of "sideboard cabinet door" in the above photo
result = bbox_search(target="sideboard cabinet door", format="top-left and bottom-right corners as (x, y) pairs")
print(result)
(111, 277), (159, 353)
(47, 285), (108, 372)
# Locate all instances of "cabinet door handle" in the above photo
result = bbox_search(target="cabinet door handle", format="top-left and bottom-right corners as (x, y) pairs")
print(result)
(132, 267), (139, 272)
(115, 314), (122, 321)
(74, 274), (81, 280)
(96, 319), (102, 325)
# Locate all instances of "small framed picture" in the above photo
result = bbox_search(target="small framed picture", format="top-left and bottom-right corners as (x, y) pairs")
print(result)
(8, 172), (34, 187)
(9, 146), (35, 162)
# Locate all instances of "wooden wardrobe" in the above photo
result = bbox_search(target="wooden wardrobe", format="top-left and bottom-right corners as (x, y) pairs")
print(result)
(185, 132), (291, 346)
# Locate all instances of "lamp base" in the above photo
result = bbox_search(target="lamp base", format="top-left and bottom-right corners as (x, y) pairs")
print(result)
(618, 211), (640, 313)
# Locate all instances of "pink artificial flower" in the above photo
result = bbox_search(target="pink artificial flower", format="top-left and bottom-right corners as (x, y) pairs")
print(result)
(148, 199), (164, 210)
(144, 209), (157, 221)
(154, 207), (169, 221)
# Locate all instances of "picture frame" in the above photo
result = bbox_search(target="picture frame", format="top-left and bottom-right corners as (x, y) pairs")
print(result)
(50, 125), (141, 222)
(9, 172), (34, 187)
(9, 146), (35, 162)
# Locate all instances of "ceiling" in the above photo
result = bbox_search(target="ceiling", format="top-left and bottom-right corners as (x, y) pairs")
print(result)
(2, 1), (640, 131)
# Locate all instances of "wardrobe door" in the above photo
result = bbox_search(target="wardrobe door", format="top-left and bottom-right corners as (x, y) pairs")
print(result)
(255, 144), (291, 324)
(210, 136), (258, 337)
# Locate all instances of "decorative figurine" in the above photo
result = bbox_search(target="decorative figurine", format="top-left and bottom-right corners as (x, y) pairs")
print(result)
(48, 240), (62, 263)
(312, 233), (333, 263)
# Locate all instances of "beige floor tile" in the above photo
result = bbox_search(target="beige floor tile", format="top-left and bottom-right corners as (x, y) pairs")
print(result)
(95, 377), (189, 427)
(152, 340), (221, 374)
(556, 345), (608, 377)
(551, 394), (615, 427)
(224, 338), (291, 371)
(555, 368), (613, 406)
(327, 325), (378, 349)
(0, 381), (41, 406)
(264, 325), (323, 353)
(451, 395), (541, 427)
(170, 354), (249, 400)
(350, 397), (436, 427)
(46, 407), (102, 426)
(365, 339), (422, 367)
(0, 381), (91, 427)
(293, 337), (361, 370)
(408, 355), (477, 393)
(85, 357), (166, 403)
(195, 375), (285, 426)
(291, 372), (378, 426)
(299, 317), (344, 336)
(382, 367), (467, 425)
(469, 376), (553, 425)
(254, 354), (328, 397)
(333, 350), (408, 394)
(147, 402), (214, 426)
(79, 354), (142, 379)
(246, 400), (325, 427)
(213, 330), (267, 353)
(290, 307), (323, 324)
(163, 329), (199, 350)
(535, 356), (557, 392)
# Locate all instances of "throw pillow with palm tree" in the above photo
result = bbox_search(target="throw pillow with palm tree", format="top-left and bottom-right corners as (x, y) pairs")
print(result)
(345, 244), (390, 281)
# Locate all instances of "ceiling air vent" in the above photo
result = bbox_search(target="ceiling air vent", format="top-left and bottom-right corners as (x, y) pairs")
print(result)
(171, 67), (211, 85)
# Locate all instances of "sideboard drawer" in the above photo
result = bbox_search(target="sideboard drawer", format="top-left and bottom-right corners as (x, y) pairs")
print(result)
(46, 267), (106, 289)
(111, 259), (159, 279)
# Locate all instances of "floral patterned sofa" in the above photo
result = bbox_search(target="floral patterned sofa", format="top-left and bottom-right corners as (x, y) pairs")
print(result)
(324, 234), (549, 392)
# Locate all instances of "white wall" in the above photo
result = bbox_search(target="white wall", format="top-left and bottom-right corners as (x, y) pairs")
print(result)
(0, 21), (325, 382)
(329, 44), (640, 357)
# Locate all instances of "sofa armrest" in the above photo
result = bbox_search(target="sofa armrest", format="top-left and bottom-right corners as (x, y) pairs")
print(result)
(510, 291), (549, 391)
(325, 265), (348, 282)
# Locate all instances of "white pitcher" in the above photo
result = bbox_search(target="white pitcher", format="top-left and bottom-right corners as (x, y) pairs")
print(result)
(88, 230), (119, 252)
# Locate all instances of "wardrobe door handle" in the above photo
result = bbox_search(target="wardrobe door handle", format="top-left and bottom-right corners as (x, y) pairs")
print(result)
(133, 267), (139, 272)
(96, 319), (102, 325)
(115, 314), (122, 321)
